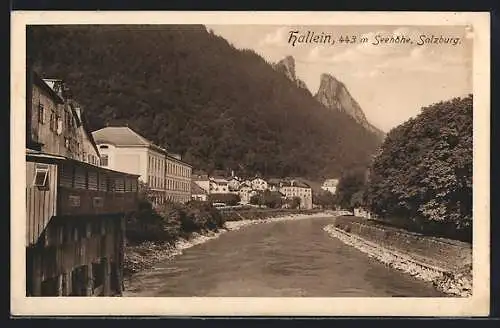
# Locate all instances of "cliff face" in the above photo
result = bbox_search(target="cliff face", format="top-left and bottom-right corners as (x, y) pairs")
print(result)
(274, 56), (385, 140)
(273, 56), (310, 92)
(315, 74), (385, 139)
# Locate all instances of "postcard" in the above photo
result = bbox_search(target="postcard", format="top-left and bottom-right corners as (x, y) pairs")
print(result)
(11, 11), (490, 317)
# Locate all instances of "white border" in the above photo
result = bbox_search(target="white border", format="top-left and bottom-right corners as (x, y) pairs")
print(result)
(11, 11), (490, 317)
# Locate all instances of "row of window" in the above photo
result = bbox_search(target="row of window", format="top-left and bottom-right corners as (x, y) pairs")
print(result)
(148, 155), (191, 178)
(150, 194), (190, 206)
(37, 103), (77, 133)
(147, 175), (190, 192)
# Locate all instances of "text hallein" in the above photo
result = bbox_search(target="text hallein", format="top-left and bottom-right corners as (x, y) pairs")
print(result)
(288, 30), (335, 47)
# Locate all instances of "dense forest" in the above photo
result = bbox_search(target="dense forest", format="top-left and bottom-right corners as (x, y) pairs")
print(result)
(336, 95), (472, 241)
(27, 25), (381, 179)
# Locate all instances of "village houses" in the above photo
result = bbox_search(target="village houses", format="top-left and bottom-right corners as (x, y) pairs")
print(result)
(189, 169), (313, 209)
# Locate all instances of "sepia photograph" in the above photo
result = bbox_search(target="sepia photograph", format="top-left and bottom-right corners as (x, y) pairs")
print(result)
(11, 11), (490, 316)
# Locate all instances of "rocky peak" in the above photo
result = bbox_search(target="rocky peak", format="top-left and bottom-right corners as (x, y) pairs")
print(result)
(315, 73), (385, 139)
(273, 56), (309, 92)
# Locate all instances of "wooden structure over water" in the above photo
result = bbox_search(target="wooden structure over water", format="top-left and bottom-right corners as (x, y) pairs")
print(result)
(26, 150), (139, 296)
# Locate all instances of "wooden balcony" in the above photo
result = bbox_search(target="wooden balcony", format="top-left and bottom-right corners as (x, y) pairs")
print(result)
(58, 187), (138, 217)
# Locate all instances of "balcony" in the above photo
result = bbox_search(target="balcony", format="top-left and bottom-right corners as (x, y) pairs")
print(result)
(58, 187), (138, 216)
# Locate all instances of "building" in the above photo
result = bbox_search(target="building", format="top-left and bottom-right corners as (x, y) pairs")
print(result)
(191, 180), (208, 202)
(92, 126), (192, 205)
(209, 177), (229, 194)
(251, 177), (268, 191)
(25, 70), (139, 296)
(267, 178), (282, 192)
(280, 179), (313, 210)
(227, 176), (241, 193)
(28, 74), (100, 165)
(193, 173), (210, 194)
(321, 178), (339, 194)
(238, 184), (255, 204)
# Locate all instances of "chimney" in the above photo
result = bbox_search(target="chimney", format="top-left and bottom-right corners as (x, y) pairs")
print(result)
(231, 170), (234, 177)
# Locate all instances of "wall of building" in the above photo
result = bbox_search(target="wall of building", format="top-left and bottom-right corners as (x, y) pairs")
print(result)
(30, 84), (98, 164)
(26, 161), (58, 246)
(165, 157), (191, 203)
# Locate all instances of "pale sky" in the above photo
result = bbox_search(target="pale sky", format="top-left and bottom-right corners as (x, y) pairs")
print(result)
(206, 25), (473, 132)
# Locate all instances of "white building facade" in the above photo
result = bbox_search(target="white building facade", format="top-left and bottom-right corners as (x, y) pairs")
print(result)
(92, 126), (192, 205)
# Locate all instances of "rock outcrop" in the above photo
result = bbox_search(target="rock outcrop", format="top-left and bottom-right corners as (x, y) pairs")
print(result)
(315, 73), (385, 139)
(273, 56), (310, 93)
(274, 56), (385, 140)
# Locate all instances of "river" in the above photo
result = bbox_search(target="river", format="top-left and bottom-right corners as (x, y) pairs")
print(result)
(123, 216), (446, 297)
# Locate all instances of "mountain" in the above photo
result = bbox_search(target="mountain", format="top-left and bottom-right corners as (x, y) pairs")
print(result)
(273, 56), (385, 140)
(27, 25), (381, 179)
(315, 73), (385, 139)
(272, 56), (309, 92)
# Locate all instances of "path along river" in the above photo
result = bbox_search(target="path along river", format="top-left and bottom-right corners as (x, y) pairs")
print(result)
(123, 216), (446, 297)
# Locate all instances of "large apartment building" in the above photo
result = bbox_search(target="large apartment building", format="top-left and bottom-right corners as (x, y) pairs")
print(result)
(280, 179), (313, 210)
(26, 70), (138, 296)
(92, 126), (192, 205)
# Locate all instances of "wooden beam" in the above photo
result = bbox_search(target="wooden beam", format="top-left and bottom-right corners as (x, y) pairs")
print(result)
(85, 264), (93, 296)
(102, 257), (110, 296)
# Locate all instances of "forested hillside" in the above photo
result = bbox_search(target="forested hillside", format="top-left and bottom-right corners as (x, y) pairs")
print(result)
(28, 25), (381, 179)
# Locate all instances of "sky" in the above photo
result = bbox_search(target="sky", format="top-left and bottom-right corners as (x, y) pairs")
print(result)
(206, 25), (473, 132)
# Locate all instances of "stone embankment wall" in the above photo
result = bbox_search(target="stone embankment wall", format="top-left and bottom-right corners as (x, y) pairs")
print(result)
(327, 218), (473, 297)
(348, 222), (472, 271)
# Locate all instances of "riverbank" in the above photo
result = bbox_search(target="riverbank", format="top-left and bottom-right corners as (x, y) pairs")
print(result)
(323, 224), (472, 297)
(123, 211), (333, 280)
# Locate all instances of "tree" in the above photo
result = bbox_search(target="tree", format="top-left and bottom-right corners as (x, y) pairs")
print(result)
(366, 95), (472, 241)
(208, 193), (241, 206)
(313, 190), (337, 209)
(336, 168), (367, 212)
(286, 196), (301, 209)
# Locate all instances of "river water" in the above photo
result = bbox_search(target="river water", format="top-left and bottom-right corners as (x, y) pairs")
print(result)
(123, 217), (446, 297)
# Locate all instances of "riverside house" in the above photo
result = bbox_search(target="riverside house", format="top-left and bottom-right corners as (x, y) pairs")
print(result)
(280, 179), (313, 210)
(209, 177), (229, 194)
(92, 126), (192, 205)
(26, 70), (139, 296)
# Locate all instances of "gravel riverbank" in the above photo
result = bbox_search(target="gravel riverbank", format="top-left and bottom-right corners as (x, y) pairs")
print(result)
(323, 224), (472, 297)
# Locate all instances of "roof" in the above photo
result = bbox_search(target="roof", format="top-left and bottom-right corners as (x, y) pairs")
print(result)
(323, 179), (339, 187)
(267, 178), (282, 185)
(32, 71), (64, 104)
(211, 177), (228, 184)
(191, 181), (208, 194)
(92, 126), (157, 148)
(26, 149), (140, 178)
(280, 180), (311, 188)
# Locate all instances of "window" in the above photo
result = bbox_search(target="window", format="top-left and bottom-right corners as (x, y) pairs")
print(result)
(33, 164), (49, 188)
(99, 145), (108, 149)
(64, 137), (70, 149)
(49, 110), (56, 131)
(38, 103), (45, 124)
(101, 155), (108, 167)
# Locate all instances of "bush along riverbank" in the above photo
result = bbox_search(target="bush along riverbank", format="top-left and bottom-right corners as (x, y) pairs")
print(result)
(123, 201), (330, 278)
(323, 222), (472, 297)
